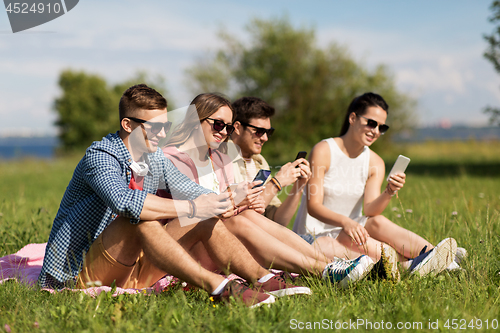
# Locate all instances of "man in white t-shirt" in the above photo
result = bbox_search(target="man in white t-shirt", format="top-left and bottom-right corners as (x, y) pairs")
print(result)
(229, 97), (311, 227)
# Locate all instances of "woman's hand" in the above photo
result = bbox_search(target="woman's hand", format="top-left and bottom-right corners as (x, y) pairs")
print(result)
(386, 172), (406, 195)
(230, 181), (264, 207)
(248, 192), (266, 214)
(343, 219), (370, 245)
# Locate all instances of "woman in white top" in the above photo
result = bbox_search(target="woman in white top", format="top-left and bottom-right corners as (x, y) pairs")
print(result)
(294, 93), (460, 275)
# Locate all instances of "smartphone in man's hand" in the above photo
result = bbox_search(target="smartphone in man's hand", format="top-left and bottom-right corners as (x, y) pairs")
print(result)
(252, 169), (271, 188)
(295, 151), (307, 168)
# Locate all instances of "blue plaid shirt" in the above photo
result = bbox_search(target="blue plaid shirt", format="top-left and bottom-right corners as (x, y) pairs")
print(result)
(38, 132), (212, 288)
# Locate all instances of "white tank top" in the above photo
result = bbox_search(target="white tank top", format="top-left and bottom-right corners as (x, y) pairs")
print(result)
(293, 138), (370, 236)
(196, 160), (220, 194)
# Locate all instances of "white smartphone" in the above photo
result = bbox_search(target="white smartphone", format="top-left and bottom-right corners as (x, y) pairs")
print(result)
(387, 155), (410, 181)
(225, 183), (239, 192)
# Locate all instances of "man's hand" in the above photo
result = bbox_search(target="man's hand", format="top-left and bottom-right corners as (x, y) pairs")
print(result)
(295, 159), (312, 190)
(193, 192), (234, 220)
(274, 159), (310, 188)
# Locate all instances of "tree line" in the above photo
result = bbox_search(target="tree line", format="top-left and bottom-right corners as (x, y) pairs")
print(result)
(54, 17), (414, 161)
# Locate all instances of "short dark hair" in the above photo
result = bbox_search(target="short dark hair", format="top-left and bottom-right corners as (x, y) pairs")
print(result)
(119, 84), (167, 120)
(339, 92), (389, 136)
(232, 96), (275, 124)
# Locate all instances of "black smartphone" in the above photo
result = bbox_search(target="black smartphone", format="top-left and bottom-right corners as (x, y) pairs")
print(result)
(252, 169), (271, 188)
(295, 151), (307, 167)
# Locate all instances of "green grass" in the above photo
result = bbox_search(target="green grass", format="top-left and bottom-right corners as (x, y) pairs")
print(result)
(1, 144), (500, 332)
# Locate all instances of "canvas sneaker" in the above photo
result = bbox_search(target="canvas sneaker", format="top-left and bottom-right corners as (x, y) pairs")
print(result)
(455, 247), (467, 265)
(323, 255), (375, 289)
(210, 280), (275, 308)
(370, 246), (401, 282)
(446, 246), (467, 271)
(253, 274), (312, 297)
(409, 238), (457, 276)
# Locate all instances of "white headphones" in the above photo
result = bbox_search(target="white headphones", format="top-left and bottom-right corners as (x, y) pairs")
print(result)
(130, 161), (149, 176)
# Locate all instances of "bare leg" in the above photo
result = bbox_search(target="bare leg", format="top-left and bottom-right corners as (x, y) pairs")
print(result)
(164, 217), (270, 283)
(239, 210), (329, 262)
(102, 216), (224, 293)
(223, 214), (327, 276)
(364, 215), (432, 258)
(312, 236), (375, 261)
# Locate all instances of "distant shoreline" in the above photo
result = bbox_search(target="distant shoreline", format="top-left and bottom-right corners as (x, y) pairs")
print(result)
(1, 126), (499, 160)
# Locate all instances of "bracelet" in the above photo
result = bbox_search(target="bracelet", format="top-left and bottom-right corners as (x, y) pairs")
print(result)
(385, 184), (396, 197)
(187, 200), (196, 218)
(270, 177), (282, 191)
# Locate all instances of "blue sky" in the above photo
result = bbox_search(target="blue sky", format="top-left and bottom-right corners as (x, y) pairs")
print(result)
(0, 0), (498, 136)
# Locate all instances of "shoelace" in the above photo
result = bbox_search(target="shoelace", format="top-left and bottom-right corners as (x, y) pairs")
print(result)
(330, 259), (355, 275)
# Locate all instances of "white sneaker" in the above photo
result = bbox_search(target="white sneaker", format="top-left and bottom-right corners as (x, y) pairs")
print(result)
(446, 246), (467, 271)
(323, 255), (375, 289)
(409, 238), (457, 276)
(455, 247), (467, 265)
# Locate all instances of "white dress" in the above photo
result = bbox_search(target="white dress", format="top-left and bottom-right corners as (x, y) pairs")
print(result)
(293, 138), (371, 239)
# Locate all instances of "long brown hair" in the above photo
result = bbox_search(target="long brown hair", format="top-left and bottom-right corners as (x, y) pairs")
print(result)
(167, 93), (235, 150)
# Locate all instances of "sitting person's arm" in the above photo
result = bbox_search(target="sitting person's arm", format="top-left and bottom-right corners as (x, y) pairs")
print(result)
(271, 159), (311, 226)
(363, 151), (406, 216)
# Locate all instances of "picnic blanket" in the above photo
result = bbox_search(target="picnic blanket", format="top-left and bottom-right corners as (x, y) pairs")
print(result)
(0, 243), (180, 297)
(1, 243), (297, 297)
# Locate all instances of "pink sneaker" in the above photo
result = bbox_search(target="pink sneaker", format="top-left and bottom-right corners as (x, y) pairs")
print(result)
(210, 280), (275, 308)
(253, 274), (312, 297)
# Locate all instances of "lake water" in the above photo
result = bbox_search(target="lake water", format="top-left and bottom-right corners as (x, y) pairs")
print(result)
(0, 137), (58, 160)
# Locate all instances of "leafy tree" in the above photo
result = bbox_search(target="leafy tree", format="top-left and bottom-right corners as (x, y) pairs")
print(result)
(54, 70), (170, 152)
(484, 0), (500, 125)
(186, 17), (414, 161)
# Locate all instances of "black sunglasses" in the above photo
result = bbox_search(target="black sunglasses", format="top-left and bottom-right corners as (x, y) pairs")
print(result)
(359, 116), (389, 134)
(127, 117), (172, 135)
(239, 121), (275, 138)
(205, 118), (235, 135)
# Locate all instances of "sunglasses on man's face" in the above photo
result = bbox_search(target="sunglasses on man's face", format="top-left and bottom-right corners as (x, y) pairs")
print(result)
(127, 117), (172, 135)
(205, 118), (235, 136)
(359, 116), (389, 134)
(239, 121), (275, 138)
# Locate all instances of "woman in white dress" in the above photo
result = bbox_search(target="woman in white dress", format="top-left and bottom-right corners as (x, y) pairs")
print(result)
(293, 92), (461, 276)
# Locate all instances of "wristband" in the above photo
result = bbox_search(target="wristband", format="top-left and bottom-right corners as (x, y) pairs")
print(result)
(385, 184), (396, 197)
(270, 177), (282, 191)
(187, 200), (196, 218)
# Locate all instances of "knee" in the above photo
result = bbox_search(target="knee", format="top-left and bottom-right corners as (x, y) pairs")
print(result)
(222, 215), (254, 238)
(367, 215), (387, 230)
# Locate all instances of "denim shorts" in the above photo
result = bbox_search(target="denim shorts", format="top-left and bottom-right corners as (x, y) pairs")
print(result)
(299, 233), (315, 245)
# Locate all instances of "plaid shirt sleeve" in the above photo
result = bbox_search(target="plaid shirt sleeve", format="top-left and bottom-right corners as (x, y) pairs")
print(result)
(83, 146), (147, 221)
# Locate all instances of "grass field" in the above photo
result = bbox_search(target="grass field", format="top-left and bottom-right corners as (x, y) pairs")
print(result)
(1, 141), (499, 332)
